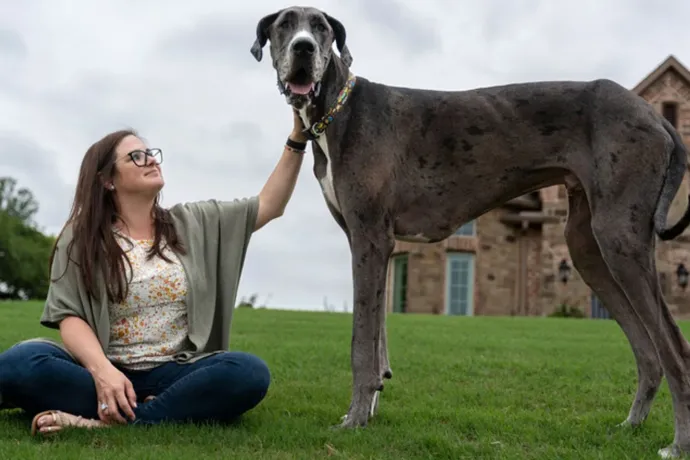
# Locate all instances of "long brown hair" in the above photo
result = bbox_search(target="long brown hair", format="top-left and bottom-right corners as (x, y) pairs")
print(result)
(50, 129), (186, 304)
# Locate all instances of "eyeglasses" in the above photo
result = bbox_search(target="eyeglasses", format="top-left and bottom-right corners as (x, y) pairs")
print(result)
(128, 148), (163, 167)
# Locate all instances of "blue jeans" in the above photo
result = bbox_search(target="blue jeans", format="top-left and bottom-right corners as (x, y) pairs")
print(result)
(0, 341), (271, 425)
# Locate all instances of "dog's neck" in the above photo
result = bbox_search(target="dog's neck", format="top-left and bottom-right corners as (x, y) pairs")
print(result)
(299, 56), (354, 140)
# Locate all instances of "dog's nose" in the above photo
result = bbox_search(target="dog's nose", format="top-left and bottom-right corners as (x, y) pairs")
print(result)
(292, 39), (315, 55)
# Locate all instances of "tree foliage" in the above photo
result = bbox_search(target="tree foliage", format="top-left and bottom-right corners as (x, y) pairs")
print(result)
(0, 177), (39, 225)
(0, 177), (55, 300)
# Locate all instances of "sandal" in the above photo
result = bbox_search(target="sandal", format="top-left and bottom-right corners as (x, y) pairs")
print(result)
(31, 410), (106, 436)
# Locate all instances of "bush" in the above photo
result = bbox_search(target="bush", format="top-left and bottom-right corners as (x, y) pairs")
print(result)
(548, 302), (585, 318)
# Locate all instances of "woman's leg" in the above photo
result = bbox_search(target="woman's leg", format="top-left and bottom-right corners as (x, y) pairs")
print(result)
(128, 351), (271, 425)
(0, 341), (100, 419)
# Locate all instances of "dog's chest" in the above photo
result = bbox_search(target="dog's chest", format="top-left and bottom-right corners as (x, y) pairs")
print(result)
(299, 109), (340, 213)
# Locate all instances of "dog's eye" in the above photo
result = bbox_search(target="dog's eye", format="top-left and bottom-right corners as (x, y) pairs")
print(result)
(278, 21), (290, 29)
(315, 23), (326, 32)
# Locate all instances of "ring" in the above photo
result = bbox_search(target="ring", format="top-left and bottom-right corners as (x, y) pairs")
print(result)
(100, 402), (108, 411)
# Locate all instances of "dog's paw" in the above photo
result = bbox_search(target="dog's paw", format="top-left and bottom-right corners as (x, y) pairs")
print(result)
(335, 398), (376, 429)
(616, 419), (633, 429)
(336, 413), (368, 429)
(616, 417), (645, 431)
(658, 444), (683, 459)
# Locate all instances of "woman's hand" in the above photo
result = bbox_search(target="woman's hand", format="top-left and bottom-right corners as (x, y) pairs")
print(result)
(290, 109), (308, 143)
(58, 316), (138, 424)
(91, 362), (138, 424)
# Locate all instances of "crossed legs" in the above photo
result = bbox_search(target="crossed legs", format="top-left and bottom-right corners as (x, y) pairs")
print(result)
(0, 340), (271, 433)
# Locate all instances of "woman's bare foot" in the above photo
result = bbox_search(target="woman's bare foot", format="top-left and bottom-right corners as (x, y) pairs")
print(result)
(31, 410), (108, 436)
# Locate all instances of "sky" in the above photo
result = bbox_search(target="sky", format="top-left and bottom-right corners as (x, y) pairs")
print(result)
(0, 0), (688, 312)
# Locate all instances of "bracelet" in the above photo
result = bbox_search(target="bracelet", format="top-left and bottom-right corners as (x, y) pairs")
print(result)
(285, 144), (305, 154)
(286, 136), (307, 151)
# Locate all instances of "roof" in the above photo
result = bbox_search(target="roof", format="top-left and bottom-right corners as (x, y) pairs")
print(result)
(632, 54), (690, 95)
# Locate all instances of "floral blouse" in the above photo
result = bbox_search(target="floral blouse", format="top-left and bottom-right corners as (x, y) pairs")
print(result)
(106, 234), (191, 370)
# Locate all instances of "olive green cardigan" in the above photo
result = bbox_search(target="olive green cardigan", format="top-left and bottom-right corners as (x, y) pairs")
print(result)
(0, 197), (259, 409)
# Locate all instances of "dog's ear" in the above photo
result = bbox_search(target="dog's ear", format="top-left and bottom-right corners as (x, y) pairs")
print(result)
(323, 13), (353, 68)
(250, 11), (280, 62)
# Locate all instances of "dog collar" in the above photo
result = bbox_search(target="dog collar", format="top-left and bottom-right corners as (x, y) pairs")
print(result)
(303, 73), (357, 140)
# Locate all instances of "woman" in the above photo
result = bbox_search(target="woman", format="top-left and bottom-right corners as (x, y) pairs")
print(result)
(0, 109), (309, 434)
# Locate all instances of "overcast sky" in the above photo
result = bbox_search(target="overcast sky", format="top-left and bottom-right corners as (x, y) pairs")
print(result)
(0, 0), (688, 312)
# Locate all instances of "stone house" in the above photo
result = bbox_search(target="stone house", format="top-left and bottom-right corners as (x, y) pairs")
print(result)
(384, 54), (690, 319)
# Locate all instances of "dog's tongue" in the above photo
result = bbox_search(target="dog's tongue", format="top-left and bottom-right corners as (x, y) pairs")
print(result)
(288, 82), (314, 95)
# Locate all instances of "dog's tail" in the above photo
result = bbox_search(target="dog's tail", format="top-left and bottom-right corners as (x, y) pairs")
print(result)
(654, 116), (690, 241)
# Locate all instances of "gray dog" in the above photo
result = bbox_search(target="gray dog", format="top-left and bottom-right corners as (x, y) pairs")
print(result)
(250, 6), (690, 458)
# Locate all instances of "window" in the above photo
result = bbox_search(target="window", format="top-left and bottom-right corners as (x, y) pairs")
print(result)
(454, 220), (476, 237)
(392, 254), (408, 313)
(445, 252), (474, 316)
(590, 293), (611, 320)
(662, 102), (678, 128)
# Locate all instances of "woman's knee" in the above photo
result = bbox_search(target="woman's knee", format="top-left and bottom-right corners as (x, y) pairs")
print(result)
(0, 341), (74, 382)
(1, 341), (67, 364)
(215, 351), (271, 396)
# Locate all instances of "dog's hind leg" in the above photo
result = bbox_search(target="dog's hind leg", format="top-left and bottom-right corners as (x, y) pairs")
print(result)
(564, 183), (663, 427)
(586, 189), (690, 458)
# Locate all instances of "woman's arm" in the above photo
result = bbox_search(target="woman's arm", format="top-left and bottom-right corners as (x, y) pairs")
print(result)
(59, 316), (138, 424)
(254, 110), (308, 231)
(59, 316), (111, 373)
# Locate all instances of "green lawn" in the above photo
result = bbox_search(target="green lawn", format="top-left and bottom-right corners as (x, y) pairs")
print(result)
(0, 301), (684, 459)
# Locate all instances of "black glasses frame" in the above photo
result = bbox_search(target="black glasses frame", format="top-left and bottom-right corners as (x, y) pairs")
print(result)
(128, 148), (163, 167)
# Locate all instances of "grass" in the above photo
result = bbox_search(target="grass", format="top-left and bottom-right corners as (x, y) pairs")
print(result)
(0, 301), (684, 459)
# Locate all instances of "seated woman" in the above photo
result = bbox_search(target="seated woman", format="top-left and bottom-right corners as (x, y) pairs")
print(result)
(0, 110), (309, 434)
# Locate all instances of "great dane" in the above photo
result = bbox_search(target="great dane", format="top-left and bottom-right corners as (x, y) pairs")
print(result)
(250, 6), (690, 458)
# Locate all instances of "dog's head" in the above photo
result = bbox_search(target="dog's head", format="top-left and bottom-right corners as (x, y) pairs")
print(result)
(250, 6), (353, 110)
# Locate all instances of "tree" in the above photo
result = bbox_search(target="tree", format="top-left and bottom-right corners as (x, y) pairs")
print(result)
(0, 177), (54, 300)
(0, 176), (39, 225)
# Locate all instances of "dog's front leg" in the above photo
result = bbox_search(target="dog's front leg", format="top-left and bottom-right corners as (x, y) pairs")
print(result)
(339, 231), (394, 428)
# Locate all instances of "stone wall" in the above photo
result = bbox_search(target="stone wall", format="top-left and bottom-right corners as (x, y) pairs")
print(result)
(473, 210), (519, 315)
(538, 185), (593, 317)
(638, 68), (690, 143)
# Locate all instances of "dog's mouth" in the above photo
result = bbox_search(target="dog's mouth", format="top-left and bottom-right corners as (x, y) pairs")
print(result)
(284, 68), (321, 97)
